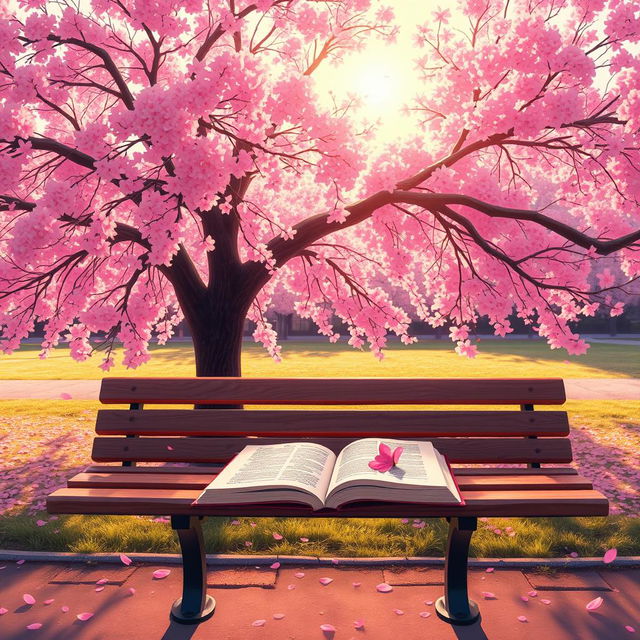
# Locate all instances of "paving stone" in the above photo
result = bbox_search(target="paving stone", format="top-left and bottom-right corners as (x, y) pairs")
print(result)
(48, 564), (136, 585)
(596, 569), (640, 594)
(383, 566), (443, 585)
(523, 569), (612, 591)
(207, 567), (277, 588)
(1, 562), (638, 639)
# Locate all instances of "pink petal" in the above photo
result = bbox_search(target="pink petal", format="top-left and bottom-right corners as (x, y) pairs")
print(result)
(528, 590), (538, 597)
(287, 584), (295, 590)
(119, 554), (132, 566)
(152, 569), (171, 579)
(517, 615), (528, 623)
(60, 392), (72, 400)
(331, 558), (339, 565)
(481, 592), (497, 599)
(128, 588), (136, 596)
(96, 578), (108, 585)
(400, 518), (409, 524)
(424, 600), (433, 605)
(95, 586), (105, 592)
(61, 606), (69, 613)
(270, 562), (281, 569)
(36, 520), (47, 527)
(76, 612), (94, 621)
(368, 459), (387, 471)
(299, 537), (309, 542)
(393, 609), (404, 615)
(26, 623), (43, 630)
(603, 548), (617, 564)
(485, 567), (495, 573)
(0, 608), (8, 615)
(23, 593), (36, 605)
(419, 611), (431, 618)
(231, 520), (240, 525)
(16, 559), (25, 565)
(320, 624), (336, 632)
(392, 447), (404, 464)
(252, 619), (266, 627)
(569, 552), (579, 558)
(294, 572), (305, 578)
(625, 625), (636, 633)
(319, 577), (333, 585)
(354, 619), (365, 629)
(244, 541), (253, 547)
(586, 597), (603, 611)
(520, 596), (529, 602)
(541, 599), (552, 605)
(352, 582), (361, 588)
(273, 613), (285, 620)
(167, 445), (174, 451)
(376, 583), (393, 593)
(272, 533), (283, 540)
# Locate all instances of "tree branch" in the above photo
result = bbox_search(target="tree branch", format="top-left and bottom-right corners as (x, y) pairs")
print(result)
(47, 34), (135, 110)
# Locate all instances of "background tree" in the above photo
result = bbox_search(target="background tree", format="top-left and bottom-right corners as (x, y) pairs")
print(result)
(1, 0), (639, 377)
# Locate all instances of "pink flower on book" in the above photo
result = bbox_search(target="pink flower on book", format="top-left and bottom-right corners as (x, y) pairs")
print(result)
(368, 443), (403, 472)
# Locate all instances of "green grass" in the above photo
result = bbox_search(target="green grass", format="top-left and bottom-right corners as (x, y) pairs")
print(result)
(0, 340), (638, 557)
(1, 513), (639, 558)
(0, 399), (638, 556)
(2, 339), (639, 379)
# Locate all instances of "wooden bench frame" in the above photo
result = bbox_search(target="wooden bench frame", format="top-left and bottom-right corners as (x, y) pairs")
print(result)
(46, 377), (608, 626)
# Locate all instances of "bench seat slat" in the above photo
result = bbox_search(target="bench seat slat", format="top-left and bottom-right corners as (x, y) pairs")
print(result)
(100, 377), (566, 405)
(66, 471), (594, 491)
(46, 487), (608, 517)
(92, 436), (573, 464)
(84, 464), (225, 474)
(81, 465), (580, 477)
(96, 409), (570, 437)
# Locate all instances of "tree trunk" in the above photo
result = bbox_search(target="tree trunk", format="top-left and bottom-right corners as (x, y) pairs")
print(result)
(183, 288), (251, 408)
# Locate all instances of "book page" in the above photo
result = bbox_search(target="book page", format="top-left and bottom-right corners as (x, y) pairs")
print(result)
(209, 442), (336, 502)
(327, 438), (446, 496)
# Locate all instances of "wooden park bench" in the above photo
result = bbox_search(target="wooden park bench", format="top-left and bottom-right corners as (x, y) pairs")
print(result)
(46, 377), (608, 626)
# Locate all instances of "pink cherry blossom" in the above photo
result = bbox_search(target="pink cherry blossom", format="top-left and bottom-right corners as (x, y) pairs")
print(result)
(152, 569), (171, 579)
(0, 0), (637, 380)
(76, 612), (94, 621)
(586, 597), (604, 611)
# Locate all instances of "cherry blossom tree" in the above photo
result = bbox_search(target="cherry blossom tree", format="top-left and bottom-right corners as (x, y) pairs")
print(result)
(1, 0), (639, 377)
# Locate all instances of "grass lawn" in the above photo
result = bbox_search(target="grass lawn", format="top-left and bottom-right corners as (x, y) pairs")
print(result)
(0, 397), (638, 557)
(1, 339), (639, 379)
(0, 340), (638, 557)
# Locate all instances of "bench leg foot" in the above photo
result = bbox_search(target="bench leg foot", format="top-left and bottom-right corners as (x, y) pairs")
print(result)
(170, 515), (216, 624)
(436, 516), (480, 626)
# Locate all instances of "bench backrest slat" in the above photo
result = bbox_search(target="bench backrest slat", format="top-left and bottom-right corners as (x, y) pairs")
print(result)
(96, 409), (570, 437)
(91, 435), (573, 465)
(99, 377), (566, 405)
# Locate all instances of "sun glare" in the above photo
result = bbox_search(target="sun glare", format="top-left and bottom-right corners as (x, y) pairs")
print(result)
(352, 58), (399, 110)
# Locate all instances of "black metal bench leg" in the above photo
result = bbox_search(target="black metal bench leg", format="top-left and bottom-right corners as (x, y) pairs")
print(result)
(435, 516), (480, 625)
(170, 515), (216, 624)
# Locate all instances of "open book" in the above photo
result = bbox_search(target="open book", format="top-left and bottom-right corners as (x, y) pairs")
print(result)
(193, 438), (463, 511)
